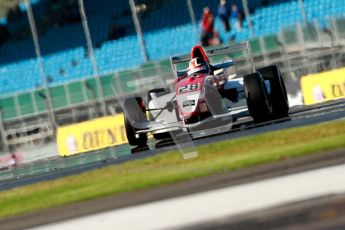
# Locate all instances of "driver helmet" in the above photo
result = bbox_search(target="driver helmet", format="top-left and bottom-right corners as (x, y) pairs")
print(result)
(187, 57), (210, 77)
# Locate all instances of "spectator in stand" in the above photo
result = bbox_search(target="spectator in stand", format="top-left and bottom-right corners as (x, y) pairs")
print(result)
(237, 10), (244, 30)
(230, 4), (239, 31)
(230, 4), (243, 31)
(231, 4), (239, 18)
(201, 7), (213, 46)
(200, 7), (221, 47)
(218, 0), (230, 32)
(230, 4), (238, 19)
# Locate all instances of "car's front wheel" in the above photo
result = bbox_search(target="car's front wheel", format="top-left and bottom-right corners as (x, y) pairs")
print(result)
(123, 97), (148, 147)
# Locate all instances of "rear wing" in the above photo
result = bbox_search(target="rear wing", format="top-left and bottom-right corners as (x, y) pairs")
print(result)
(170, 41), (254, 77)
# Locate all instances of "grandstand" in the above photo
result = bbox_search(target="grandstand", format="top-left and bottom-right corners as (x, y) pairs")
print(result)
(0, 0), (345, 153)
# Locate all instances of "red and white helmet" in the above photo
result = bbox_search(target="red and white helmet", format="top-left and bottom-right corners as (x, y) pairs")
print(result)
(187, 57), (210, 76)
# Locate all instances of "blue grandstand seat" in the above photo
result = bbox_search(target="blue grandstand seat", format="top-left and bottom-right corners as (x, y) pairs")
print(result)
(0, 0), (344, 96)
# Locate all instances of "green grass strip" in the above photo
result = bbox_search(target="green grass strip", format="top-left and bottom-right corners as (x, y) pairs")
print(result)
(1, 119), (345, 218)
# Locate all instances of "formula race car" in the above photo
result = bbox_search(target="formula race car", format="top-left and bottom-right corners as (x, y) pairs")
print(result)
(122, 42), (289, 147)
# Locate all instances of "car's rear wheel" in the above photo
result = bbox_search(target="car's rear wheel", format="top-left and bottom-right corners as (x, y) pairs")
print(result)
(257, 65), (289, 119)
(244, 72), (273, 123)
(123, 97), (148, 147)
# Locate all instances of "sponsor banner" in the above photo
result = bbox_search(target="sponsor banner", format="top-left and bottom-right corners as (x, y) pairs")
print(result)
(301, 68), (345, 105)
(57, 115), (127, 157)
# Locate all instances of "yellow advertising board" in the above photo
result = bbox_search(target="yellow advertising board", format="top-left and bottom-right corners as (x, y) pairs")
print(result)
(57, 114), (127, 156)
(301, 68), (345, 105)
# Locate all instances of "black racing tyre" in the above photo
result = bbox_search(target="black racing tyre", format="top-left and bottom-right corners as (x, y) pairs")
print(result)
(257, 65), (289, 119)
(123, 97), (148, 147)
(244, 72), (273, 123)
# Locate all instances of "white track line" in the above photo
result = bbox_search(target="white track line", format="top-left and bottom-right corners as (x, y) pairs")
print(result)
(31, 164), (345, 230)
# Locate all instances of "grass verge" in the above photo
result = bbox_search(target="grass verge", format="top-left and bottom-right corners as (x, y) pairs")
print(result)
(1, 119), (345, 218)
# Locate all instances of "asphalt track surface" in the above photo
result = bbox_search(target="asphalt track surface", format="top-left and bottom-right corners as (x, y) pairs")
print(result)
(1, 99), (345, 191)
(1, 99), (345, 229)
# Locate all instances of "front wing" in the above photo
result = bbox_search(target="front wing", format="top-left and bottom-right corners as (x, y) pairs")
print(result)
(136, 107), (248, 139)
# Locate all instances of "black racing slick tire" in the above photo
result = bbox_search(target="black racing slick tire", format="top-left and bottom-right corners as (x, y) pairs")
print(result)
(123, 97), (148, 147)
(257, 65), (289, 119)
(244, 72), (273, 123)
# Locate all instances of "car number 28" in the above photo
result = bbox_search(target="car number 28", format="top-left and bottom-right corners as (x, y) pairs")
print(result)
(178, 83), (199, 93)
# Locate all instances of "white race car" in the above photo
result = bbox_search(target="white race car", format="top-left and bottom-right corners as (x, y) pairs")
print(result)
(120, 42), (289, 147)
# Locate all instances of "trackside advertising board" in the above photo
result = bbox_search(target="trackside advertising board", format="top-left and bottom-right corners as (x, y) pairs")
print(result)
(57, 115), (127, 156)
(301, 68), (345, 105)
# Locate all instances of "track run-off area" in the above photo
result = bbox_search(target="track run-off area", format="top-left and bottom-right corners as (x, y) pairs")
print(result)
(1, 99), (345, 190)
(30, 161), (345, 230)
